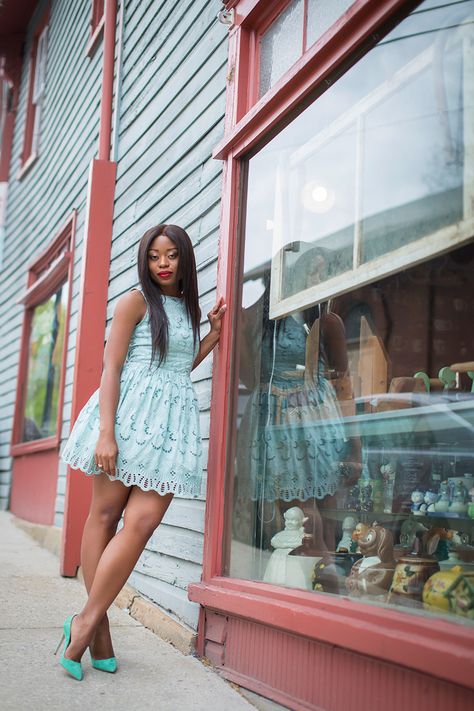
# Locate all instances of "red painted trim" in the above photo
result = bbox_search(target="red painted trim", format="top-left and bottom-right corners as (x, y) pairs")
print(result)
(18, 252), (71, 306)
(20, 6), (50, 167)
(195, 0), (473, 693)
(302, 0), (308, 53)
(10, 212), (76, 451)
(61, 0), (117, 577)
(189, 579), (474, 690)
(60, 159), (117, 576)
(86, 14), (104, 58)
(214, 0), (417, 159)
(98, 0), (116, 160)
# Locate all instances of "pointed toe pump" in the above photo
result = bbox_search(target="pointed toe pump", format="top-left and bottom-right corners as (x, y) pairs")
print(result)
(90, 653), (118, 673)
(54, 613), (84, 681)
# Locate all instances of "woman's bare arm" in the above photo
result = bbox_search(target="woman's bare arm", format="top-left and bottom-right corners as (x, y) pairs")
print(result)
(191, 296), (227, 370)
(94, 290), (146, 476)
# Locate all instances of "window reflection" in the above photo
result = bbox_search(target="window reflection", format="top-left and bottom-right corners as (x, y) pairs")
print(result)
(22, 285), (68, 442)
(227, 0), (474, 626)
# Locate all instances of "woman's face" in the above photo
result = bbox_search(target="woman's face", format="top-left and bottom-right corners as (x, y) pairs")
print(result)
(148, 234), (180, 293)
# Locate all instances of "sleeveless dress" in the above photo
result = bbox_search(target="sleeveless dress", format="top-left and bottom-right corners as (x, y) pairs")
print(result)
(60, 290), (203, 497)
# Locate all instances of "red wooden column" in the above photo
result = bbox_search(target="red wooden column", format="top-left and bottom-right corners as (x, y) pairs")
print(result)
(60, 0), (117, 576)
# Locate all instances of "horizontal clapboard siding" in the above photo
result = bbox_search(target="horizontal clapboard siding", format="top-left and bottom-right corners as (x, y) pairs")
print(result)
(0, 0), (228, 631)
(107, 0), (227, 628)
(0, 0), (103, 511)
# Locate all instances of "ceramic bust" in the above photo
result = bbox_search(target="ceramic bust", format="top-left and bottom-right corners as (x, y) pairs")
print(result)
(263, 507), (310, 587)
(336, 516), (358, 553)
(346, 524), (395, 599)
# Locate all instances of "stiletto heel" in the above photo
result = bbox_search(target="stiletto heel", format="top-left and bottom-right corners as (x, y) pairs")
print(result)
(90, 652), (118, 673)
(56, 614), (84, 681)
(53, 632), (65, 656)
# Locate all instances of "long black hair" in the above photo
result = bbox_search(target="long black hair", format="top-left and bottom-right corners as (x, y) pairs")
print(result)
(137, 224), (201, 366)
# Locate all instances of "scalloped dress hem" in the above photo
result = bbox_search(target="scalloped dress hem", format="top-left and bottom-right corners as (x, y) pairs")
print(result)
(65, 460), (202, 497)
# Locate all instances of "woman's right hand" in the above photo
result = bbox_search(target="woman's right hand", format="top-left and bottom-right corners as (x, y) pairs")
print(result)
(94, 433), (118, 476)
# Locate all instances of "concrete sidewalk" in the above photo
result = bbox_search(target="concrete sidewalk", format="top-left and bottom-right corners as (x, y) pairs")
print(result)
(0, 510), (255, 711)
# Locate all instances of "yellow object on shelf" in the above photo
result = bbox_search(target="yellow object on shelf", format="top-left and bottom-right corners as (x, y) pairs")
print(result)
(422, 566), (463, 613)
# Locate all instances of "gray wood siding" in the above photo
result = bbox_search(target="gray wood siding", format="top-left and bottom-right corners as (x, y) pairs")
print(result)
(0, 0), (228, 631)
(107, 0), (228, 630)
(0, 0), (103, 510)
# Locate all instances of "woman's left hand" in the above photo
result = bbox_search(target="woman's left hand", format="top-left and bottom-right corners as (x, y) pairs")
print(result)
(207, 296), (227, 336)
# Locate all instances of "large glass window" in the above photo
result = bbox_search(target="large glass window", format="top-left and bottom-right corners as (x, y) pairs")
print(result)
(22, 285), (68, 442)
(227, 0), (474, 626)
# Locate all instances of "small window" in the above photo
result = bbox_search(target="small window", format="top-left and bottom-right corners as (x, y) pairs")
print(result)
(21, 20), (48, 169)
(11, 217), (74, 454)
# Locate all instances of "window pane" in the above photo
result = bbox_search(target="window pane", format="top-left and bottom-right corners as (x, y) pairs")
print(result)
(307, 0), (354, 47)
(254, 0), (472, 317)
(259, 0), (304, 98)
(22, 285), (68, 442)
(226, 1), (474, 626)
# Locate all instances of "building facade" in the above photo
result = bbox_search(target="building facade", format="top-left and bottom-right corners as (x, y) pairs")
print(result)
(1, 1), (473, 709)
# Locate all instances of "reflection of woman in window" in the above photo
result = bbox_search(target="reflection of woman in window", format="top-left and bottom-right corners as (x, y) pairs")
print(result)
(234, 247), (357, 554)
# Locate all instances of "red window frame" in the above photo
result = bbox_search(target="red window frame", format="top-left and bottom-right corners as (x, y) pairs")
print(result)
(188, 0), (474, 691)
(10, 213), (76, 457)
(19, 8), (49, 177)
(86, 0), (105, 58)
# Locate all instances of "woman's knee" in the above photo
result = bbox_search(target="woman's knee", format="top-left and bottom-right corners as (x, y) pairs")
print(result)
(89, 503), (123, 530)
(122, 509), (161, 540)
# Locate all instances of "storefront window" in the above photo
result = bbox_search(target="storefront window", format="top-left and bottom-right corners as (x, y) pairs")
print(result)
(227, 0), (474, 625)
(22, 285), (68, 442)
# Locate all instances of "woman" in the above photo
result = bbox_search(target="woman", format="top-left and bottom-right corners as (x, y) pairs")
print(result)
(56, 224), (226, 680)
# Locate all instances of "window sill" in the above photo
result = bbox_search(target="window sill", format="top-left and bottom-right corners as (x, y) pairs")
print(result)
(17, 152), (38, 180)
(11, 434), (60, 457)
(188, 576), (474, 690)
(86, 15), (105, 58)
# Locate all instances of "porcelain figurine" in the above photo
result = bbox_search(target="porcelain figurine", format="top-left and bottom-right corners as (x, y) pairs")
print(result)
(445, 571), (474, 619)
(346, 524), (395, 599)
(336, 516), (358, 553)
(449, 482), (468, 515)
(434, 481), (450, 513)
(468, 487), (474, 519)
(399, 518), (428, 549)
(263, 507), (314, 588)
(359, 482), (373, 512)
(352, 522), (370, 553)
(380, 462), (396, 514)
(410, 489), (424, 515)
(420, 490), (438, 514)
(422, 566), (464, 612)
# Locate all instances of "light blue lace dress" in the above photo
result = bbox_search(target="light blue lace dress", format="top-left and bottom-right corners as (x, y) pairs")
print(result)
(61, 291), (203, 496)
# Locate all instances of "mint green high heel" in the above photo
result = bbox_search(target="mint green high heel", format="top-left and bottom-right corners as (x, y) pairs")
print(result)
(54, 614), (84, 681)
(90, 653), (118, 673)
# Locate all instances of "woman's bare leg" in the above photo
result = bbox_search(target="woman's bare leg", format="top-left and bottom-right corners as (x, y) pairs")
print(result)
(64, 486), (173, 662)
(80, 473), (132, 658)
